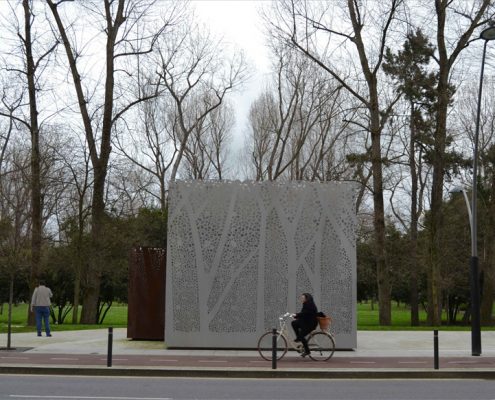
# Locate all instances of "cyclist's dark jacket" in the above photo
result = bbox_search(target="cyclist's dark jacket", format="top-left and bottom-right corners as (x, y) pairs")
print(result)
(294, 299), (318, 331)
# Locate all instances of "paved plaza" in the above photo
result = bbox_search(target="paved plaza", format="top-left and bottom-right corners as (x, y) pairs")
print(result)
(1, 329), (495, 378)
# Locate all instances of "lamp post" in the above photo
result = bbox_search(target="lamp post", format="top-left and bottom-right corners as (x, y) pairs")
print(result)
(449, 188), (472, 230)
(449, 186), (480, 356)
(467, 23), (495, 356)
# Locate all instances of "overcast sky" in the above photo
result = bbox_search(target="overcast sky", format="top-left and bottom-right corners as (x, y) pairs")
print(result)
(193, 1), (271, 71)
(192, 1), (273, 151)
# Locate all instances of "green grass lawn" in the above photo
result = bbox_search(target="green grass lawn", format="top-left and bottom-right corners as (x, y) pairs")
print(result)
(0, 303), (127, 334)
(1, 301), (493, 334)
(356, 302), (489, 330)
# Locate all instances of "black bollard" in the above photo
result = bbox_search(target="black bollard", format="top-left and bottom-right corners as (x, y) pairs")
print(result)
(107, 327), (113, 367)
(434, 330), (439, 370)
(272, 328), (277, 370)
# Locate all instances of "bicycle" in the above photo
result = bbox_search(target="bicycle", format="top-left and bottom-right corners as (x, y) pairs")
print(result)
(257, 312), (336, 361)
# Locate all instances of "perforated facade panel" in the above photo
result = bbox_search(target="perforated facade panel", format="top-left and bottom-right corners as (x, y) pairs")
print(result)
(165, 181), (357, 349)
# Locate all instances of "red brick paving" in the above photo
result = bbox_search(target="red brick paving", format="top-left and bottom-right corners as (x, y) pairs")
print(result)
(1, 353), (495, 369)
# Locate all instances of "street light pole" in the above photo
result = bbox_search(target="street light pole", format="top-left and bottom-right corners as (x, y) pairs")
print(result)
(449, 185), (480, 356)
(470, 23), (495, 356)
(449, 188), (472, 231)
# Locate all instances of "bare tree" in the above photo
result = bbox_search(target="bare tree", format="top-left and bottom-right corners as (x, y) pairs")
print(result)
(424, 0), (493, 325)
(114, 86), (177, 212)
(0, 92), (22, 347)
(114, 12), (243, 210)
(46, 0), (180, 323)
(248, 91), (277, 181)
(247, 47), (352, 183)
(45, 130), (92, 324)
(155, 20), (248, 182)
(205, 101), (234, 180)
(0, 87), (18, 173)
(454, 80), (495, 325)
(181, 98), (234, 180)
(266, 0), (404, 324)
(107, 158), (158, 216)
(0, 141), (31, 347)
(0, 0), (58, 324)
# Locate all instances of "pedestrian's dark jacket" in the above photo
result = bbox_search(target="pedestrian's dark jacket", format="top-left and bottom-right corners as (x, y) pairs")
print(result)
(294, 296), (318, 331)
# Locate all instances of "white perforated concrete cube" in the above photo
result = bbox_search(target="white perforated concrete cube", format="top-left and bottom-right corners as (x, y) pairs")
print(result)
(165, 180), (357, 349)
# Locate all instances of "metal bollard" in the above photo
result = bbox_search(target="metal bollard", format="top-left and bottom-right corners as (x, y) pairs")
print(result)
(107, 327), (113, 367)
(434, 330), (439, 370)
(272, 328), (277, 370)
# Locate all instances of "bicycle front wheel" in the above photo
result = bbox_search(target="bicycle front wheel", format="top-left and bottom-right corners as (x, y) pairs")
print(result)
(257, 331), (288, 361)
(307, 331), (335, 361)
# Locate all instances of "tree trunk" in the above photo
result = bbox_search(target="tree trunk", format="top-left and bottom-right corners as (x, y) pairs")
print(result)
(409, 108), (420, 326)
(160, 175), (167, 212)
(480, 256), (494, 325)
(427, 2), (450, 326)
(481, 171), (495, 325)
(80, 164), (107, 323)
(346, 0), (391, 325)
(23, 0), (42, 326)
(79, 1), (119, 321)
(72, 279), (81, 324)
(72, 266), (81, 324)
(72, 204), (84, 324)
(370, 109), (390, 326)
(7, 274), (14, 349)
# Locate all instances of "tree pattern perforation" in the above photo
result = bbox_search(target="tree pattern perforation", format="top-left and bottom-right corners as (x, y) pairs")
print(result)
(166, 180), (357, 348)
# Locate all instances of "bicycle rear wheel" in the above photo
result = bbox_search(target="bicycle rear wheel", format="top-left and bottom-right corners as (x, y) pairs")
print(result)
(307, 331), (335, 361)
(257, 330), (288, 361)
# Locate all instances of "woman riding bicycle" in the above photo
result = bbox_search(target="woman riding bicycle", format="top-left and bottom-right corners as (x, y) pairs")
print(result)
(291, 293), (318, 357)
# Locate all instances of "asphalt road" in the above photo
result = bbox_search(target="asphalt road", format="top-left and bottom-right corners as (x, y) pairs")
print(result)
(1, 375), (495, 400)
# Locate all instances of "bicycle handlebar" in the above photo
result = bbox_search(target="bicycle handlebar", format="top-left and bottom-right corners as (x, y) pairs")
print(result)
(279, 312), (293, 320)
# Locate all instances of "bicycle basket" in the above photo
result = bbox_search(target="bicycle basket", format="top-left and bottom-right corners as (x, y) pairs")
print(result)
(317, 316), (331, 330)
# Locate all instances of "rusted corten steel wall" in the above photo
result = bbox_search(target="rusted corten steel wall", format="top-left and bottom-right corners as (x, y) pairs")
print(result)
(127, 247), (166, 340)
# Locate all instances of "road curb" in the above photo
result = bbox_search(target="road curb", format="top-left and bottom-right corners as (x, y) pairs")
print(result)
(1, 365), (495, 379)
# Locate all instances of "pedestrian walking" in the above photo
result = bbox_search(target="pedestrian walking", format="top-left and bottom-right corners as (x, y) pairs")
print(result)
(30, 280), (53, 337)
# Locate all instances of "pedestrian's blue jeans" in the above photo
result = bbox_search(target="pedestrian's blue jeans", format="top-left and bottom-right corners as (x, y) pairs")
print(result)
(34, 306), (51, 336)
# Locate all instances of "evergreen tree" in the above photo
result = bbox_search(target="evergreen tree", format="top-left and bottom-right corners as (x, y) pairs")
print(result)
(383, 29), (440, 325)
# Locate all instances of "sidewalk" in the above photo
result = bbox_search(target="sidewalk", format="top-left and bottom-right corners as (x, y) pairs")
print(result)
(1, 329), (495, 379)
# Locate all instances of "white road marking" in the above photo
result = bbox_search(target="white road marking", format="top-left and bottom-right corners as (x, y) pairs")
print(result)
(98, 358), (128, 361)
(50, 358), (79, 361)
(0, 356), (28, 359)
(398, 361), (428, 364)
(349, 361), (376, 364)
(10, 396), (172, 400)
(447, 361), (478, 364)
(197, 360), (228, 363)
(148, 359), (178, 362)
